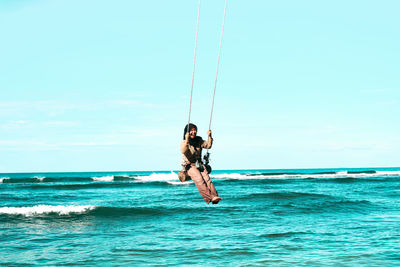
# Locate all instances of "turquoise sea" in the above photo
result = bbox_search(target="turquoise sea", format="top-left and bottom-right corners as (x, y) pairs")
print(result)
(1, 167), (400, 266)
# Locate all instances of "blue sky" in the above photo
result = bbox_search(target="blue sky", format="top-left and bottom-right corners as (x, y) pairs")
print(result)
(1, 0), (399, 172)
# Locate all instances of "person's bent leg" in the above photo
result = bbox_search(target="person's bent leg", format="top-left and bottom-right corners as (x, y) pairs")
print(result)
(188, 165), (215, 204)
(201, 167), (219, 198)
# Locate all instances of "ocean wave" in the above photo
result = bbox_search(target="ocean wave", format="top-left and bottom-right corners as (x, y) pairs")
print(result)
(135, 172), (178, 182)
(92, 176), (114, 182)
(211, 170), (400, 180)
(18, 180), (176, 190)
(269, 198), (373, 215)
(0, 177), (94, 184)
(114, 175), (137, 181)
(375, 170), (400, 176)
(0, 205), (96, 216)
(232, 190), (374, 214)
(306, 199), (373, 214)
(0, 177), (38, 183)
(1, 170), (399, 185)
(0, 173), (182, 184)
(166, 181), (193, 185)
(0, 177), (10, 183)
(21, 182), (141, 190)
(347, 170), (376, 174)
(211, 173), (248, 179)
(0, 205), (185, 218)
(33, 176), (45, 182)
(242, 192), (331, 200)
(260, 231), (309, 238)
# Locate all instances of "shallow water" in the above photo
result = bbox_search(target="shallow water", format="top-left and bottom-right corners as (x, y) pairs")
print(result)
(1, 168), (400, 266)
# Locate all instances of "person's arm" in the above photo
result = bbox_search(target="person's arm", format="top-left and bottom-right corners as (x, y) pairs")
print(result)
(180, 133), (190, 153)
(201, 130), (213, 149)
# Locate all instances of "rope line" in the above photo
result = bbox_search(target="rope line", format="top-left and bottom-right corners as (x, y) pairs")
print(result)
(208, 0), (228, 131)
(187, 0), (202, 134)
(205, 0), (228, 157)
(186, 0), (228, 151)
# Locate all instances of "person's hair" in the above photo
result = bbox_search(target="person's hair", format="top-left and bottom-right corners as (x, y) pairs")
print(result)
(183, 123), (197, 140)
(183, 123), (202, 147)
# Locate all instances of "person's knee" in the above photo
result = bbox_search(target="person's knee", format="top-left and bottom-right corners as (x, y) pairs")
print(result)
(202, 173), (211, 182)
(188, 169), (199, 176)
(188, 168), (202, 180)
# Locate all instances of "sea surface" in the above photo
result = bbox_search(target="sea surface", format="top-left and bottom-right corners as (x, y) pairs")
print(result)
(1, 167), (400, 266)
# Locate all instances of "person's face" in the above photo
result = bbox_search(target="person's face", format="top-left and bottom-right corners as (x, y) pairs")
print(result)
(189, 127), (197, 139)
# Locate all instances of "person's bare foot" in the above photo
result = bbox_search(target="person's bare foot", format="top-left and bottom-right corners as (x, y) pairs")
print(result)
(211, 196), (222, 204)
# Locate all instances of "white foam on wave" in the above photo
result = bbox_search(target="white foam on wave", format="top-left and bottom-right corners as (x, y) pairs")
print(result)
(136, 172), (178, 182)
(211, 173), (247, 179)
(167, 181), (193, 185)
(333, 171), (400, 179)
(215, 173), (319, 180)
(0, 177), (10, 183)
(375, 170), (400, 176)
(34, 176), (45, 182)
(0, 205), (96, 216)
(92, 176), (114, 182)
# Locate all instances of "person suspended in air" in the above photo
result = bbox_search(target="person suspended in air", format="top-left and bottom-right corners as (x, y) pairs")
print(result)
(179, 123), (222, 204)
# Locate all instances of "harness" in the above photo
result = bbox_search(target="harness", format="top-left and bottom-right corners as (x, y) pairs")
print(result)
(192, 145), (212, 173)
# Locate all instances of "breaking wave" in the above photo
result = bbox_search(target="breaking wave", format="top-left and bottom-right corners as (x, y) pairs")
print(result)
(0, 205), (96, 216)
(0, 205), (222, 218)
(135, 172), (178, 182)
(1, 170), (399, 186)
(211, 170), (400, 180)
(92, 176), (114, 182)
(0, 177), (10, 183)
